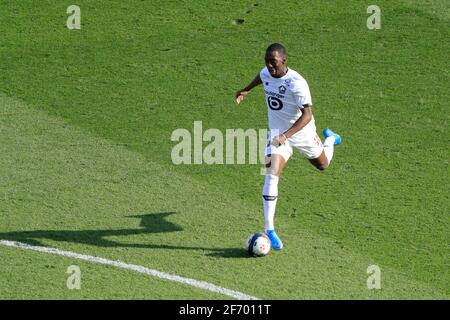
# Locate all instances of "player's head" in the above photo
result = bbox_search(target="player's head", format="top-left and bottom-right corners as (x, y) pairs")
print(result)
(265, 43), (287, 78)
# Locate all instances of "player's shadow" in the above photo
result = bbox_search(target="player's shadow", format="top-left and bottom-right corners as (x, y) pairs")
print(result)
(0, 212), (248, 259)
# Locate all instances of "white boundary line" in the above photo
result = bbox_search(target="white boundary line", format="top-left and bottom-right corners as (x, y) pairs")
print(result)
(0, 240), (258, 300)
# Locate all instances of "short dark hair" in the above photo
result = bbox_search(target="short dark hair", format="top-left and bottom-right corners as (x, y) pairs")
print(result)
(266, 43), (286, 56)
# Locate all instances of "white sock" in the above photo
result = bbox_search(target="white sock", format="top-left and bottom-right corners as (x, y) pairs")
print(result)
(323, 136), (335, 163)
(262, 174), (279, 231)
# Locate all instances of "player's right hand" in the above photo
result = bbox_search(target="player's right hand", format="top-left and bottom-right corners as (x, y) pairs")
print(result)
(235, 90), (248, 105)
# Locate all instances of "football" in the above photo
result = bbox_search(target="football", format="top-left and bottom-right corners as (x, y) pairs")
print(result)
(245, 232), (271, 257)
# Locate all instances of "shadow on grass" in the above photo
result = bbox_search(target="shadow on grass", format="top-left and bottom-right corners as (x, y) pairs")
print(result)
(0, 212), (248, 259)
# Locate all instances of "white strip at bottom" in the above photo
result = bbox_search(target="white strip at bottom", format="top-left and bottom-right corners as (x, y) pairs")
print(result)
(0, 240), (258, 300)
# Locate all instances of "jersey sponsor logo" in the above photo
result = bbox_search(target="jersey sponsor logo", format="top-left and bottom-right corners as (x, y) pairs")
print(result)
(264, 90), (285, 99)
(267, 96), (283, 110)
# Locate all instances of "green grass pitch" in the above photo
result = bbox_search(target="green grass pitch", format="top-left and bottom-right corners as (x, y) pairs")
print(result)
(0, 0), (448, 299)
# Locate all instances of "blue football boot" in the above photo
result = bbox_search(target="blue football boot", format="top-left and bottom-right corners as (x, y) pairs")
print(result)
(323, 128), (342, 145)
(266, 229), (283, 250)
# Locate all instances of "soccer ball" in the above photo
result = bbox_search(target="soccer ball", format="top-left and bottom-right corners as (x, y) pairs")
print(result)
(245, 232), (271, 257)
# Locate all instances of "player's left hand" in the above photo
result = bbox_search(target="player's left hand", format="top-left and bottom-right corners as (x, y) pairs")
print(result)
(235, 90), (249, 105)
(271, 134), (287, 147)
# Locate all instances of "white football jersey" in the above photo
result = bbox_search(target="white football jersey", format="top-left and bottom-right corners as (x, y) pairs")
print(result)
(260, 66), (315, 133)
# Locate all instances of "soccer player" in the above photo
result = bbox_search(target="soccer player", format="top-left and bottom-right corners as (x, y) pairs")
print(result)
(235, 43), (341, 250)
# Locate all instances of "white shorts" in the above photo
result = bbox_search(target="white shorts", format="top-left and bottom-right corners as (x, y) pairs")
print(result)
(264, 123), (324, 162)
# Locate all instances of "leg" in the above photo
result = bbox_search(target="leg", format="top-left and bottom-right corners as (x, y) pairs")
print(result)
(262, 154), (287, 250)
(264, 153), (286, 177)
(309, 150), (329, 171)
(309, 128), (341, 170)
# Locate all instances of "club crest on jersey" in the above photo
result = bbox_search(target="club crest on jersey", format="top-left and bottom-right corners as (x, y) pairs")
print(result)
(278, 85), (286, 94)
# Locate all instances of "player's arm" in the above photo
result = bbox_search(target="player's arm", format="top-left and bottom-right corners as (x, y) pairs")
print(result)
(272, 104), (313, 147)
(283, 104), (313, 138)
(235, 74), (262, 105)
